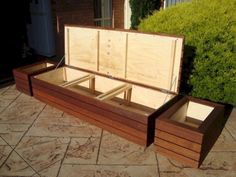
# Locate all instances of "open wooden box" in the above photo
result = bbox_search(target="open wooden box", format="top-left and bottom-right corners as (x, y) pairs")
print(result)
(155, 96), (225, 167)
(13, 60), (56, 96)
(31, 25), (184, 146)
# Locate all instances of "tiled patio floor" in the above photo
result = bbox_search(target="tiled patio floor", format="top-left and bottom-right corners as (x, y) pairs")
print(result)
(0, 85), (235, 177)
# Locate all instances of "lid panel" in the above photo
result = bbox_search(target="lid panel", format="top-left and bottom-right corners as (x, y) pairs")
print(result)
(64, 26), (184, 93)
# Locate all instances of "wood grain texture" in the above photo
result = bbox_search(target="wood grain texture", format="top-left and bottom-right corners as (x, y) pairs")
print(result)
(155, 145), (199, 168)
(13, 60), (56, 96)
(155, 96), (226, 167)
(64, 26), (184, 94)
(33, 87), (147, 145)
(32, 84), (147, 134)
(65, 27), (98, 71)
(99, 30), (127, 77)
(155, 138), (200, 161)
(156, 119), (203, 144)
(32, 77), (149, 124)
(155, 130), (201, 152)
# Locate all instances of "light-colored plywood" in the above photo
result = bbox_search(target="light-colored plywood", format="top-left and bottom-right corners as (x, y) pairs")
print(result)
(129, 85), (173, 109)
(170, 102), (204, 128)
(34, 67), (65, 85)
(126, 33), (182, 91)
(187, 101), (214, 121)
(64, 26), (184, 93)
(65, 27), (98, 71)
(168, 40), (177, 90)
(35, 67), (89, 86)
(170, 103), (188, 123)
(94, 75), (124, 93)
(99, 30), (127, 77)
(60, 74), (95, 88)
(93, 76), (172, 109)
(171, 38), (183, 92)
(96, 84), (132, 101)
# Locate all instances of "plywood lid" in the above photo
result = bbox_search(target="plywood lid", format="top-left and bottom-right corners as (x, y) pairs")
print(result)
(64, 25), (184, 94)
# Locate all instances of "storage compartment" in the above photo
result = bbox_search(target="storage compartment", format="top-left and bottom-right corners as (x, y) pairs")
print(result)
(13, 60), (56, 95)
(155, 96), (225, 167)
(33, 65), (176, 145)
(31, 26), (184, 146)
(170, 101), (214, 128)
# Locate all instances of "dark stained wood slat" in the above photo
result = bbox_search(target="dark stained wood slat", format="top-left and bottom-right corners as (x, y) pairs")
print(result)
(155, 130), (201, 152)
(32, 77), (149, 124)
(33, 89), (147, 145)
(33, 88), (147, 140)
(156, 120), (203, 144)
(32, 83), (148, 132)
(155, 138), (200, 161)
(155, 145), (199, 168)
(155, 96), (226, 168)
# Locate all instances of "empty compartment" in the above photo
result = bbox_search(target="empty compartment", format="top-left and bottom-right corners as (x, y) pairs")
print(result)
(34, 66), (175, 117)
(101, 84), (174, 116)
(13, 60), (56, 96)
(155, 96), (226, 168)
(170, 100), (214, 128)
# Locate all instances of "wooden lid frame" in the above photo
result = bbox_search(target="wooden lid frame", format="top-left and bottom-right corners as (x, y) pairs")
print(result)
(64, 25), (184, 94)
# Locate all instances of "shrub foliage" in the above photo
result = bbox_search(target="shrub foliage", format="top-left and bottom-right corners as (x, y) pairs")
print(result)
(139, 0), (236, 105)
(129, 0), (161, 29)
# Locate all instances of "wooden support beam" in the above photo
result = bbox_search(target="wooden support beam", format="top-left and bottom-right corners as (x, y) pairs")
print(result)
(96, 84), (132, 101)
(60, 74), (95, 88)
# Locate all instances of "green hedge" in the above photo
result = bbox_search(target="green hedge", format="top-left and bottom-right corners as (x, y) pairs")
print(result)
(129, 0), (161, 29)
(139, 0), (236, 105)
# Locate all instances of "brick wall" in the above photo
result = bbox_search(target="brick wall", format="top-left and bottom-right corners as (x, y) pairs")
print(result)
(54, 0), (94, 57)
(53, 0), (125, 57)
(113, 0), (124, 29)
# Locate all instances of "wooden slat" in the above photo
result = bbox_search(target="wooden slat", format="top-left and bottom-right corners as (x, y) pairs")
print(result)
(13, 69), (28, 80)
(16, 85), (31, 96)
(32, 83), (148, 133)
(33, 89), (146, 144)
(33, 89), (147, 139)
(167, 39), (177, 90)
(60, 74), (95, 87)
(155, 138), (200, 161)
(33, 90), (146, 146)
(14, 77), (30, 85)
(156, 120), (203, 144)
(32, 77), (148, 124)
(155, 145), (199, 168)
(15, 81), (30, 91)
(96, 84), (132, 101)
(155, 130), (201, 152)
(14, 78), (31, 96)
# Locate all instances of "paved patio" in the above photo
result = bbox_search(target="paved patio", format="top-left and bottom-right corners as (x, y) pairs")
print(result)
(0, 84), (235, 177)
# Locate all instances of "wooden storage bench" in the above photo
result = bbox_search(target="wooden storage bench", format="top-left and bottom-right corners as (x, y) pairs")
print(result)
(155, 96), (226, 167)
(13, 60), (56, 96)
(31, 25), (184, 146)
